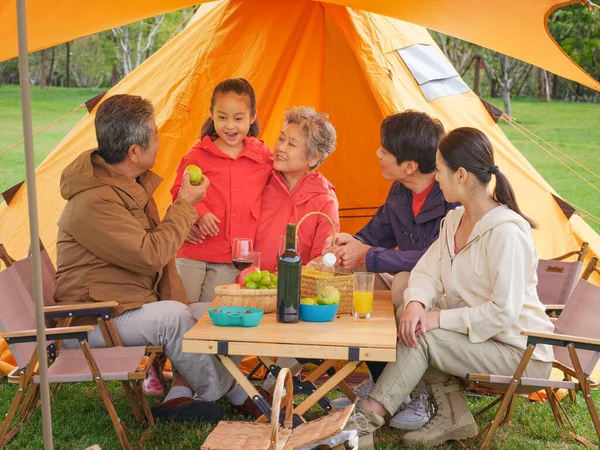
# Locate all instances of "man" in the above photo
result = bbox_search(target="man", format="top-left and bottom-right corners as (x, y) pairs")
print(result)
(328, 110), (459, 430)
(54, 94), (256, 421)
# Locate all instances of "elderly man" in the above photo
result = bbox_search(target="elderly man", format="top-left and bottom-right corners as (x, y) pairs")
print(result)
(54, 94), (255, 421)
(327, 111), (459, 429)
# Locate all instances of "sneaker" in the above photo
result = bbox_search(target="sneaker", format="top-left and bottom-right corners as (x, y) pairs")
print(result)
(389, 392), (432, 430)
(331, 379), (374, 410)
(142, 366), (165, 396)
(150, 397), (222, 422)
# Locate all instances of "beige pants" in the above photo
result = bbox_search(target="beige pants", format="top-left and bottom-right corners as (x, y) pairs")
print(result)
(68, 301), (234, 402)
(369, 327), (552, 415)
(176, 258), (239, 305)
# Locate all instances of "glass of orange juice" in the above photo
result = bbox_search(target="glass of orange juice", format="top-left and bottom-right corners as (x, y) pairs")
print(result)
(353, 272), (374, 319)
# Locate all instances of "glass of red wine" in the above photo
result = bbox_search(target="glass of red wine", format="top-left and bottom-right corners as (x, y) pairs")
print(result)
(232, 238), (254, 271)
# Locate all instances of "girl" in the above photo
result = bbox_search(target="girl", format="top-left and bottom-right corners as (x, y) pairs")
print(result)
(347, 127), (554, 446)
(170, 78), (273, 311)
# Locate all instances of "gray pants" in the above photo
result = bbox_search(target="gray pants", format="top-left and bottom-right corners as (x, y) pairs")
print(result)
(84, 301), (233, 402)
(176, 258), (239, 305)
(369, 327), (552, 415)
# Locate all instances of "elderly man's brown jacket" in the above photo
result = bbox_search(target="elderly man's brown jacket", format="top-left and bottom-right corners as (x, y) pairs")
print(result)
(54, 150), (197, 319)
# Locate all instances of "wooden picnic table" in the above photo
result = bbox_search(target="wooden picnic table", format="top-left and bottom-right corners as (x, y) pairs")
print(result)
(182, 290), (397, 422)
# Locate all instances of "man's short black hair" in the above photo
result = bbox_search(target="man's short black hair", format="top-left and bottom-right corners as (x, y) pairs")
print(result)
(380, 110), (445, 174)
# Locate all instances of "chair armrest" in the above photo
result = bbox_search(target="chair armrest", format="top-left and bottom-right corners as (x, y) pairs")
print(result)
(1, 325), (95, 344)
(522, 330), (600, 351)
(44, 301), (118, 320)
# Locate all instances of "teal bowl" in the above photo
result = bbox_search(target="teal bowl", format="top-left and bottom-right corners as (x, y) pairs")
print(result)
(208, 306), (264, 327)
(299, 303), (339, 322)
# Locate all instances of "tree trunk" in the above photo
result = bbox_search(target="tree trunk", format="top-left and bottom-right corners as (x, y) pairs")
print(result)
(65, 42), (71, 88)
(111, 64), (120, 87)
(47, 47), (56, 86)
(538, 69), (550, 101)
(501, 55), (512, 116)
(490, 78), (499, 97)
(551, 74), (560, 100)
(473, 56), (481, 96)
(40, 49), (46, 89)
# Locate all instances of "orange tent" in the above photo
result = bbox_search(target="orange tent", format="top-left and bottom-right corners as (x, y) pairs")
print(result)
(0, 0), (599, 93)
(1, 0), (599, 268)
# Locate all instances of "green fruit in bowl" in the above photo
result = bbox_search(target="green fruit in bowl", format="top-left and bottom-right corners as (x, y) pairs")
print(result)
(261, 270), (270, 277)
(185, 165), (203, 185)
(267, 283), (276, 289)
(260, 275), (271, 285)
(301, 298), (317, 305)
(245, 281), (257, 289)
(316, 286), (340, 305)
(258, 284), (268, 290)
(271, 275), (278, 285)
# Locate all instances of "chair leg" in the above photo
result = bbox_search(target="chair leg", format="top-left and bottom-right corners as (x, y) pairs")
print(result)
(567, 344), (600, 446)
(153, 357), (168, 394)
(501, 395), (517, 425)
(565, 374), (577, 403)
(545, 388), (564, 428)
(121, 381), (144, 424)
(80, 341), (133, 450)
(479, 344), (536, 450)
(0, 380), (26, 449)
(131, 380), (154, 443)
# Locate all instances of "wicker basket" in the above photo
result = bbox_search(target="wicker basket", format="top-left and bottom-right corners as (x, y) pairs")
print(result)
(213, 284), (277, 314)
(297, 212), (354, 315)
(202, 368), (355, 450)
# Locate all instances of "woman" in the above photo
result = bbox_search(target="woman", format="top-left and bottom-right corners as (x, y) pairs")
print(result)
(348, 127), (554, 447)
(255, 106), (339, 272)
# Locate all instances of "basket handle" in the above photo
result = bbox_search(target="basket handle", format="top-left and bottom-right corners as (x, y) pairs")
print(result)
(296, 211), (336, 254)
(269, 368), (294, 448)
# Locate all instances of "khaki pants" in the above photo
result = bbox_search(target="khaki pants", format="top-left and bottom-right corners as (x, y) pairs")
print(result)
(176, 258), (239, 306)
(73, 301), (234, 402)
(368, 327), (552, 415)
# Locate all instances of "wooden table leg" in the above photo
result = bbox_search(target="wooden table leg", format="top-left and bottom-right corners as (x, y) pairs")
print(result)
(294, 361), (361, 417)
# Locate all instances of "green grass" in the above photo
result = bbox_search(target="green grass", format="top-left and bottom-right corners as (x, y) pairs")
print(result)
(0, 84), (103, 195)
(488, 97), (600, 233)
(1, 86), (600, 448)
(1, 377), (599, 449)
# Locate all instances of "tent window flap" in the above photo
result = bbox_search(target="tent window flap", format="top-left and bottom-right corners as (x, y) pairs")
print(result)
(397, 44), (470, 102)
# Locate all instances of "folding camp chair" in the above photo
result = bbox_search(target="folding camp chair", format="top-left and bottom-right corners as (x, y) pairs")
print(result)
(466, 277), (600, 449)
(11, 241), (169, 391)
(537, 241), (588, 314)
(0, 248), (156, 450)
(581, 256), (599, 282)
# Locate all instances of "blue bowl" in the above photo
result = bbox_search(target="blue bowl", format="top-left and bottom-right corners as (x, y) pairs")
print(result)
(208, 306), (264, 327)
(299, 303), (339, 322)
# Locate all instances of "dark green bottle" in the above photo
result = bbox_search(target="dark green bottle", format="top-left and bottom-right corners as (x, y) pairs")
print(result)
(277, 223), (302, 323)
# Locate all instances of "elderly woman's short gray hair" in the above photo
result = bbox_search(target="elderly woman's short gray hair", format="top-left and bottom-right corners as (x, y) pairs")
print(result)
(283, 106), (337, 169)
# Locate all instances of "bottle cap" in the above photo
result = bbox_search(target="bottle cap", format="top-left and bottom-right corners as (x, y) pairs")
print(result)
(322, 252), (336, 267)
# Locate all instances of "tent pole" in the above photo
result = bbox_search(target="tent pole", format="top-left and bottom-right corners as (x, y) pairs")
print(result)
(16, 0), (54, 448)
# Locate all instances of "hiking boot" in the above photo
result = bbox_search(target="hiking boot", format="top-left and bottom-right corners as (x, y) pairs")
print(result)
(402, 380), (477, 446)
(331, 379), (374, 410)
(151, 397), (222, 422)
(344, 399), (385, 436)
(390, 392), (432, 431)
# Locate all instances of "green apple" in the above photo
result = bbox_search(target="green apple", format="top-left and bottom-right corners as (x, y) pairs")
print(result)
(185, 165), (203, 185)
(316, 286), (340, 305)
(301, 298), (317, 305)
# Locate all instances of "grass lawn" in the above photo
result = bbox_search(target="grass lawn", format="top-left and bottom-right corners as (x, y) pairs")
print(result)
(1, 86), (600, 448)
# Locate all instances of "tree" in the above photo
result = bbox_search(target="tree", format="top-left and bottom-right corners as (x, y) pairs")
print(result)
(111, 16), (165, 76)
(65, 42), (71, 88)
(480, 51), (529, 115)
(433, 33), (477, 77)
(40, 49), (46, 89)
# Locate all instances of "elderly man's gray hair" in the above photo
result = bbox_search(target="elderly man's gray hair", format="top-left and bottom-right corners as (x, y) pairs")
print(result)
(95, 94), (155, 165)
(283, 106), (337, 169)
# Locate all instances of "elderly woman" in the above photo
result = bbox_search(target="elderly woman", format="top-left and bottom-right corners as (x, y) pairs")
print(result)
(255, 106), (339, 272)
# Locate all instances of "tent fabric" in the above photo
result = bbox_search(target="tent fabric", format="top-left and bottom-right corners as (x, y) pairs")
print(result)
(0, 0), (598, 272)
(0, 0), (598, 92)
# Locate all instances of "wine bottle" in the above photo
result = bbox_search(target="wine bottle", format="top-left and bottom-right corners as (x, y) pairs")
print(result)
(276, 223), (302, 323)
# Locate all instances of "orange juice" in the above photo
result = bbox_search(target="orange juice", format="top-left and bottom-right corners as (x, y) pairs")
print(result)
(353, 290), (373, 318)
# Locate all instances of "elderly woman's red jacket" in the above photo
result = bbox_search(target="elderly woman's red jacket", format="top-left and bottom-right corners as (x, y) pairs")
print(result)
(255, 170), (340, 272)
